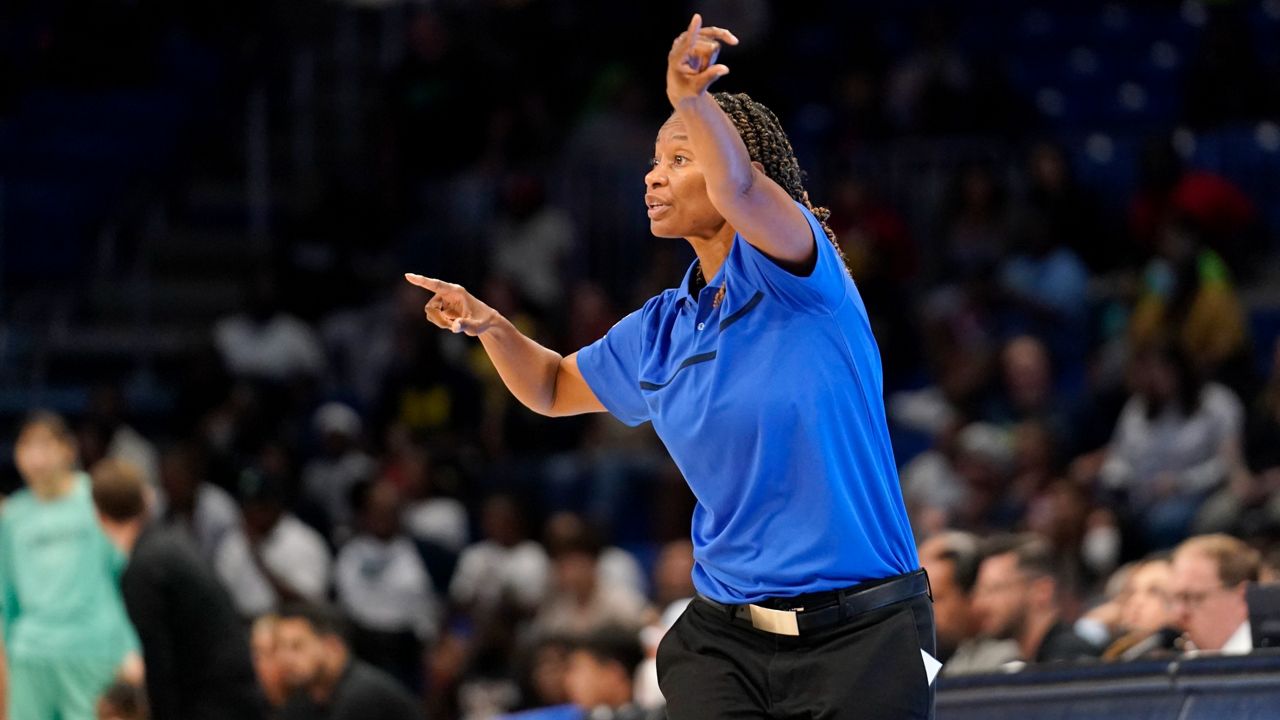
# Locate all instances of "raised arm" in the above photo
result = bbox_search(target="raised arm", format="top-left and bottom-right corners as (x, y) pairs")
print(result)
(666, 14), (814, 269)
(404, 274), (604, 417)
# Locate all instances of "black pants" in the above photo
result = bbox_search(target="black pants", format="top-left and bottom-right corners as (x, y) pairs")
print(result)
(657, 591), (936, 719)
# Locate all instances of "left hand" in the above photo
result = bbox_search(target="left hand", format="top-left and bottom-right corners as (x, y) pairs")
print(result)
(666, 14), (739, 105)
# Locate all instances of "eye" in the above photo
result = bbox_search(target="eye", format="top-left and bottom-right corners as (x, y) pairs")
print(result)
(673, 155), (688, 166)
(647, 157), (659, 169)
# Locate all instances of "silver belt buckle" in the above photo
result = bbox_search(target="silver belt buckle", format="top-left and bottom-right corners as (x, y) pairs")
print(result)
(748, 604), (801, 636)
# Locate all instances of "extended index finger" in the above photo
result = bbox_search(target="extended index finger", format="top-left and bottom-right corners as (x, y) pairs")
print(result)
(404, 273), (447, 293)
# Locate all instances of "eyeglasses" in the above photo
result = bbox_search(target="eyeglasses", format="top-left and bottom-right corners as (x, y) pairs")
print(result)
(1170, 584), (1233, 610)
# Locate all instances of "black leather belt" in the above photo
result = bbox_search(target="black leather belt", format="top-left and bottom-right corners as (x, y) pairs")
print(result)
(696, 569), (930, 636)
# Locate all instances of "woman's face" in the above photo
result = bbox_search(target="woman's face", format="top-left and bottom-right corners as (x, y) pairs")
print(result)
(644, 117), (727, 240)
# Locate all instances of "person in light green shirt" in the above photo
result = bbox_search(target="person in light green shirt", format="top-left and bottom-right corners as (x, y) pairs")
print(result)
(0, 411), (140, 720)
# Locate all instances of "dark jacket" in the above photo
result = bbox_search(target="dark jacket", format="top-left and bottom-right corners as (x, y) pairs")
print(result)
(281, 657), (423, 720)
(121, 523), (265, 720)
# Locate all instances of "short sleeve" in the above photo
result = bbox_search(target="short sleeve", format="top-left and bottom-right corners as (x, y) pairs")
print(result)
(575, 307), (651, 427)
(735, 201), (849, 311)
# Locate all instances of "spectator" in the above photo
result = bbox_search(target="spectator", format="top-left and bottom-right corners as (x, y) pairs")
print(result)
(1102, 556), (1181, 661)
(899, 417), (968, 536)
(335, 480), (438, 689)
(1170, 534), (1260, 655)
(941, 163), (1009, 282)
(650, 539), (696, 611)
(982, 336), (1077, 452)
(532, 524), (651, 639)
(563, 627), (662, 720)
(450, 493), (550, 618)
(251, 614), (290, 710)
(951, 422), (1019, 533)
(301, 402), (377, 544)
(90, 458), (265, 720)
(399, 445), (470, 556)
(1099, 340), (1244, 550)
(215, 467), (332, 617)
(971, 534), (1100, 665)
(634, 540), (696, 708)
(918, 531), (980, 663)
(515, 634), (573, 712)
(998, 217), (1089, 368)
(486, 172), (575, 313)
(0, 411), (140, 720)
(1128, 138), (1258, 270)
(1021, 141), (1112, 274)
(1201, 337), (1280, 539)
(214, 274), (327, 384)
(919, 531), (1020, 675)
(79, 385), (161, 490)
(544, 512), (646, 599)
(499, 627), (660, 720)
(156, 442), (240, 564)
(1128, 219), (1252, 389)
(276, 602), (423, 720)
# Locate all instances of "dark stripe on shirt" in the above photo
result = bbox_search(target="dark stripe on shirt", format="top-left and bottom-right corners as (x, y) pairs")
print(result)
(718, 291), (765, 331)
(639, 351), (718, 391)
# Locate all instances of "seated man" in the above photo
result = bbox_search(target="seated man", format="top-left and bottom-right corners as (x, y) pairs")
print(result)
(971, 534), (1100, 665)
(919, 531), (1020, 676)
(1170, 533), (1260, 655)
(275, 602), (423, 720)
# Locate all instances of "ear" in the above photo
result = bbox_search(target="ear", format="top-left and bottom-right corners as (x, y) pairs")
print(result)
(750, 160), (764, 174)
(1030, 576), (1056, 606)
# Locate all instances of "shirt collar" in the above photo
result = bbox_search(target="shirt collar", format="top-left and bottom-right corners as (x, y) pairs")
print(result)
(674, 235), (735, 307)
(1222, 620), (1253, 654)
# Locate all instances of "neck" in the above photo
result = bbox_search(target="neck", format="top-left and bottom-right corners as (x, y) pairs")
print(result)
(106, 519), (145, 557)
(31, 471), (77, 501)
(687, 222), (736, 286)
(1020, 609), (1058, 661)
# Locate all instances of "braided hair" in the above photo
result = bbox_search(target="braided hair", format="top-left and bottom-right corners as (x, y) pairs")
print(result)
(711, 92), (845, 269)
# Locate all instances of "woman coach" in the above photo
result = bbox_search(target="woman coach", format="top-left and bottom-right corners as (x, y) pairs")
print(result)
(406, 15), (936, 719)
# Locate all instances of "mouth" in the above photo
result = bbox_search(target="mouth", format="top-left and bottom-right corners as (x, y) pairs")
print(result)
(646, 201), (671, 219)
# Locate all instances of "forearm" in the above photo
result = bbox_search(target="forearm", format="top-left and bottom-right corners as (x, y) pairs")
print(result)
(477, 314), (564, 416)
(671, 93), (756, 202)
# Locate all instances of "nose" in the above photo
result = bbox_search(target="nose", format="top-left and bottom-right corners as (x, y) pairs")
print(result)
(645, 164), (665, 189)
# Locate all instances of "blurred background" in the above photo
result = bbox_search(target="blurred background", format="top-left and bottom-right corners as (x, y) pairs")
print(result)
(3, 0), (1280, 718)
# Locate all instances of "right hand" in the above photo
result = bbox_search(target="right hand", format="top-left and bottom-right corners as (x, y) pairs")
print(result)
(666, 14), (739, 105)
(404, 274), (498, 336)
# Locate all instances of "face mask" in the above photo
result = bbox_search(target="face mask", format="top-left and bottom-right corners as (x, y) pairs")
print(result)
(1082, 523), (1121, 576)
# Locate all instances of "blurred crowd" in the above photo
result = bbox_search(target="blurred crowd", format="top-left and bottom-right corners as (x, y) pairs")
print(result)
(4, 0), (1280, 718)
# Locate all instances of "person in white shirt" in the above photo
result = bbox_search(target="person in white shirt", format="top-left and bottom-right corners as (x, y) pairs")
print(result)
(215, 468), (332, 618)
(1170, 533), (1261, 655)
(531, 523), (651, 639)
(301, 402), (377, 545)
(544, 511), (646, 599)
(335, 480), (437, 691)
(213, 277), (326, 383)
(1099, 341), (1244, 549)
(157, 442), (241, 563)
(450, 494), (550, 617)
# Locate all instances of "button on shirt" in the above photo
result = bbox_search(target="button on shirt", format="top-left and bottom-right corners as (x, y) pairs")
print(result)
(577, 202), (918, 603)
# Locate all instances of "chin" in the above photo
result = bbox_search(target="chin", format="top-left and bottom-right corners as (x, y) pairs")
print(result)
(648, 219), (685, 239)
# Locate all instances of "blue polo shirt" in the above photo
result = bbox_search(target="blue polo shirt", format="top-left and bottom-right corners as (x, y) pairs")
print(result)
(577, 202), (919, 604)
